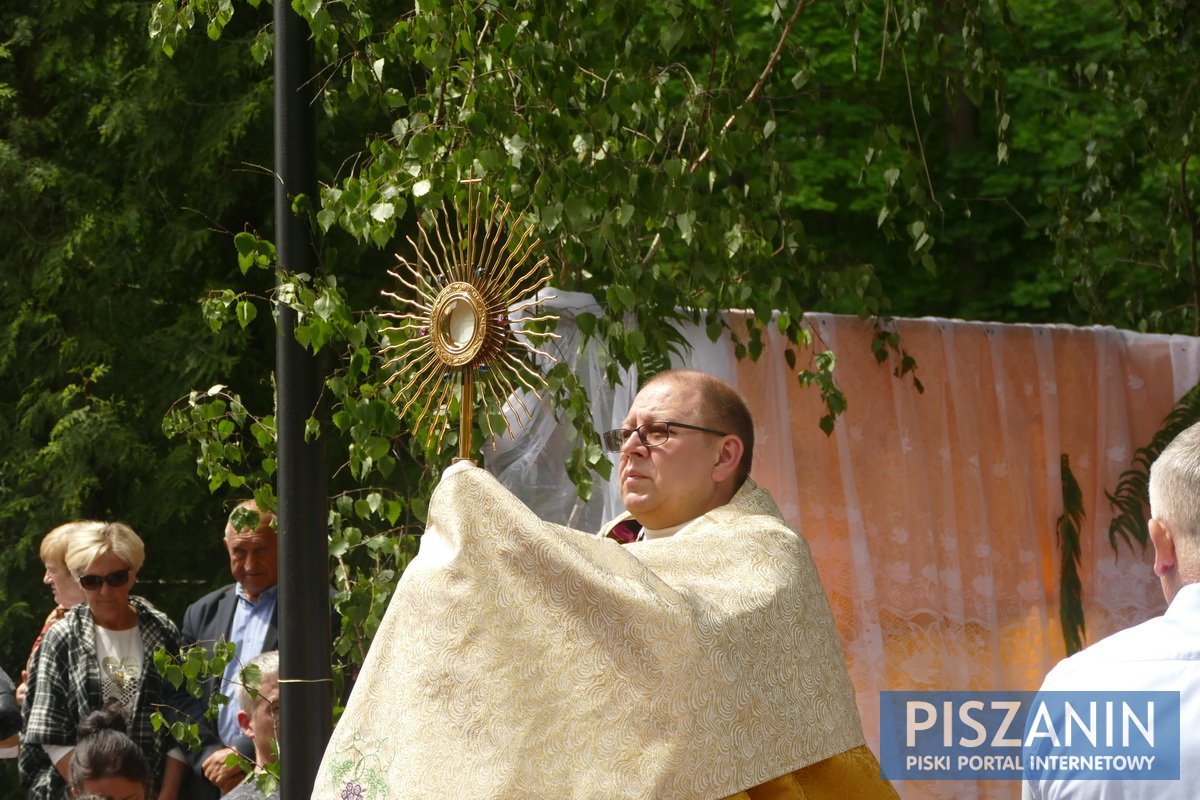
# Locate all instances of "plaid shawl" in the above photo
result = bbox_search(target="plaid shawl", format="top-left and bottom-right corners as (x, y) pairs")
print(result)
(21, 595), (182, 798)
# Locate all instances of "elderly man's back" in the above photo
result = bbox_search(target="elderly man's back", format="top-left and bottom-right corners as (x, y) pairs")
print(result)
(1026, 419), (1200, 799)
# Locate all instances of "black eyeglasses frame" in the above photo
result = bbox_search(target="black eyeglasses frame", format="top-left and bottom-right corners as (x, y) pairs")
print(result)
(601, 420), (729, 452)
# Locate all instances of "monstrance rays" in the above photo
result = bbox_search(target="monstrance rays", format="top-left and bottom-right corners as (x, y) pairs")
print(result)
(379, 186), (559, 460)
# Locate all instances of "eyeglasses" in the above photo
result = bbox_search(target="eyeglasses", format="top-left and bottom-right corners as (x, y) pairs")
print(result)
(78, 569), (131, 590)
(602, 421), (729, 452)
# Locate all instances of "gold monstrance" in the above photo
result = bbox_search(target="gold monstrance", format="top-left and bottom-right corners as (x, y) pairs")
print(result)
(379, 187), (558, 462)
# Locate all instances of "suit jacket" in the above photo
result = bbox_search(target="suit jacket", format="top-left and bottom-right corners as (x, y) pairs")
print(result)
(181, 583), (281, 659)
(180, 583), (279, 800)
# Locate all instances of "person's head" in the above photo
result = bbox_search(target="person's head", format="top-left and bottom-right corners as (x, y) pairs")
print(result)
(224, 500), (278, 601)
(606, 370), (754, 530)
(1148, 421), (1200, 603)
(65, 523), (143, 627)
(70, 704), (149, 800)
(236, 650), (280, 768)
(40, 521), (101, 609)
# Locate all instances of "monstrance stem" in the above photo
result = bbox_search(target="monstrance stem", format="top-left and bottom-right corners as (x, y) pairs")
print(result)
(457, 368), (475, 462)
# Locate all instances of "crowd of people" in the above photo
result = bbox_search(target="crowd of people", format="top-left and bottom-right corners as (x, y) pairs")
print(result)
(9, 506), (283, 800)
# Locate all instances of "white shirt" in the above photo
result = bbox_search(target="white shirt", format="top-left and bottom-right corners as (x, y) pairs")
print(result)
(1024, 583), (1200, 800)
(640, 522), (686, 541)
(96, 624), (143, 714)
(43, 624), (143, 768)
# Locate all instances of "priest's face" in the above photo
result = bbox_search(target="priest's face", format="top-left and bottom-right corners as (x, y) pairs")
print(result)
(617, 378), (729, 530)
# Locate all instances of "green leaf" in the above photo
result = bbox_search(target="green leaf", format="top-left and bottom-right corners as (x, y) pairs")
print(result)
(575, 312), (596, 336)
(236, 300), (257, 328)
(295, 0), (323, 19)
(676, 211), (695, 244)
(317, 208), (337, 232)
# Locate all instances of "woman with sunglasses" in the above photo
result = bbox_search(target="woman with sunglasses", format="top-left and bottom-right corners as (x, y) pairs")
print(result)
(21, 522), (186, 800)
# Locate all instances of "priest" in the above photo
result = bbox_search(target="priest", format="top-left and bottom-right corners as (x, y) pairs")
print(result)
(313, 369), (896, 799)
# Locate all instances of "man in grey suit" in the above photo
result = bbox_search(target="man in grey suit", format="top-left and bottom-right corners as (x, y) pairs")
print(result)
(181, 500), (279, 799)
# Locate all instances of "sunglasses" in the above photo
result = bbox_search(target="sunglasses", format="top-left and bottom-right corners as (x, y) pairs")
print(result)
(78, 569), (131, 590)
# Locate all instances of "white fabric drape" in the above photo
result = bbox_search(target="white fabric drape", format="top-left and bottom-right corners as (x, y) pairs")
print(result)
(486, 293), (1200, 799)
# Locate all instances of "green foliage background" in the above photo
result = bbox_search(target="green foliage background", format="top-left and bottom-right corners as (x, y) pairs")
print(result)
(1, 0), (1198, 789)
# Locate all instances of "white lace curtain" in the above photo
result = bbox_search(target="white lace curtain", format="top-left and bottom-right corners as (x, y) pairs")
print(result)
(486, 292), (1200, 799)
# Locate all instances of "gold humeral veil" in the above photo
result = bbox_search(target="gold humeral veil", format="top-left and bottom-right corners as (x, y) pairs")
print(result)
(312, 463), (871, 799)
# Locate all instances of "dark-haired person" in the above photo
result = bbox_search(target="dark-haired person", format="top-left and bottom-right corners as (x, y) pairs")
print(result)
(316, 369), (896, 798)
(70, 704), (150, 800)
(21, 522), (186, 799)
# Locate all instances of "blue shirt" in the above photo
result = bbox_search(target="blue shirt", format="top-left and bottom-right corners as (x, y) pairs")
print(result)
(217, 584), (278, 745)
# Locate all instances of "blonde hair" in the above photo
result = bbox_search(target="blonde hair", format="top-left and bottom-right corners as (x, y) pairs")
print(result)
(39, 521), (104, 565)
(65, 522), (146, 577)
(1149, 421), (1200, 541)
(41, 522), (105, 566)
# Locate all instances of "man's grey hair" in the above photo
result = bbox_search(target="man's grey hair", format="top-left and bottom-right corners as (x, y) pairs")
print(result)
(1149, 421), (1200, 540)
(237, 650), (280, 713)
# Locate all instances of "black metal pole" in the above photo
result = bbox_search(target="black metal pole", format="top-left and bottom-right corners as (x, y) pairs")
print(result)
(274, 3), (329, 798)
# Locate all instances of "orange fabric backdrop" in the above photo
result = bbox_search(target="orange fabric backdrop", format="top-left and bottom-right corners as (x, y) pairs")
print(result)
(728, 315), (1196, 799)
